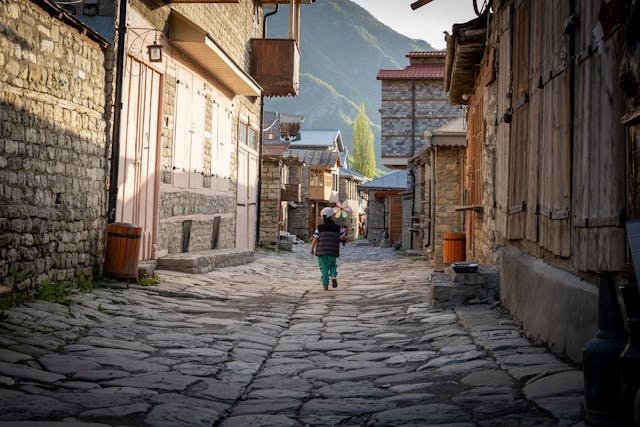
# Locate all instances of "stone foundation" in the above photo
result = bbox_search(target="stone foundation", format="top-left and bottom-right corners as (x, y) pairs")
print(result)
(500, 245), (598, 364)
(430, 265), (499, 308)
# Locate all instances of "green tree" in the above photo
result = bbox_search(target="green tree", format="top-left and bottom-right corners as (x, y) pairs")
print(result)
(350, 104), (376, 177)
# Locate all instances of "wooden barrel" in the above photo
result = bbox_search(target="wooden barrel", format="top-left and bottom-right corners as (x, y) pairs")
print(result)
(443, 232), (466, 264)
(104, 223), (142, 279)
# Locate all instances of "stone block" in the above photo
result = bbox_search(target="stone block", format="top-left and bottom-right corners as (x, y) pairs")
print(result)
(277, 241), (293, 252)
(157, 249), (254, 274)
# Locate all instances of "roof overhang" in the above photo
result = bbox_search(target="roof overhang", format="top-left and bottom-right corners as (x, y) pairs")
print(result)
(169, 11), (261, 97)
(445, 15), (487, 105)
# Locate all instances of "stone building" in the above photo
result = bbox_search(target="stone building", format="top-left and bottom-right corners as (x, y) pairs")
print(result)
(443, 1), (640, 363)
(111, 0), (312, 259)
(338, 168), (367, 240)
(377, 51), (464, 169)
(284, 130), (345, 240)
(286, 149), (341, 240)
(0, 0), (112, 294)
(411, 118), (466, 270)
(258, 111), (303, 248)
(377, 51), (464, 250)
(359, 170), (408, 247)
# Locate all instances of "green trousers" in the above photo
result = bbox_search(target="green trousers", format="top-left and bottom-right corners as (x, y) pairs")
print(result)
(317, 255), (337, 286)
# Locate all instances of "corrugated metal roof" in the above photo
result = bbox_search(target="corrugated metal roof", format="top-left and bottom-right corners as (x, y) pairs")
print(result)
(377, 65), (445, 80)
(288, 130), (344, 152)
(339, 167), (368, 182)
(406, 51), (446, 58)
(359, 170), (408, 190)
(286, 149), (339, 168)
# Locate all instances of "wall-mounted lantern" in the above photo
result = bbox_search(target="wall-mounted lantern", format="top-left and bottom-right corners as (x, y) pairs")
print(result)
(147, 40), (162, 62)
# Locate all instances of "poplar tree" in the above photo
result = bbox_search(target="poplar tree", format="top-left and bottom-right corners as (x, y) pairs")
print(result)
(351, 104), (376, 177)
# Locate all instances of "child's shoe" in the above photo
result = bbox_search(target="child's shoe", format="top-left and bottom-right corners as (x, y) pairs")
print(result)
(331, 277), (338, 288)
(323, 283), (329, 291)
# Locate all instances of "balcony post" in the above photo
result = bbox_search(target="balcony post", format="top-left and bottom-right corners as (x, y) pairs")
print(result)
(289, 0), (296, 40)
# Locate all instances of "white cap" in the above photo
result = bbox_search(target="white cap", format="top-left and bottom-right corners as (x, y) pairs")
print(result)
(321, 207), (335, 219)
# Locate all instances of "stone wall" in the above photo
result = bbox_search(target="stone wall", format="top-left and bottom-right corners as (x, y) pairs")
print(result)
(259, 158), (282, 248)
(288, 167), (310, 240)
(0, 0), (110, 291)
(380, 80), (464, 159)
(159, 186), (236, 252)
(366, 192), (385, 246)
(433, 147), (464, 270)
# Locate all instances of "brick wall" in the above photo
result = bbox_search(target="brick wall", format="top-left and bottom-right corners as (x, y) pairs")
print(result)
(0, 0), (110, 292)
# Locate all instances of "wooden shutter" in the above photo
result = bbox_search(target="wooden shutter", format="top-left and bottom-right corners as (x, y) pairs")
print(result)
(495, 1), (513, 238)
(572, 0), (626, 271)
(173, 68), (191, 188)
(506, 0), (530, 241)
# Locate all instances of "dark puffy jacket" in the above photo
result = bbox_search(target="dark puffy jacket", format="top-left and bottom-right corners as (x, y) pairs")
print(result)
(315, 222), (341, 257)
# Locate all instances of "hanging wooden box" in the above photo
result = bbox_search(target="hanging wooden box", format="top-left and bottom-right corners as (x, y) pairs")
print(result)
(250, 38), (300, 97)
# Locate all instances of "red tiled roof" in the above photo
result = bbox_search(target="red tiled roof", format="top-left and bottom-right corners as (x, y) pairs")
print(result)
(406, 51), (446, 58)
(377, 64), (445, 80)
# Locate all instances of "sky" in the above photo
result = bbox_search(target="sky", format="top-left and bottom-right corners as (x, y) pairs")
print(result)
(350, 0), (478, 50)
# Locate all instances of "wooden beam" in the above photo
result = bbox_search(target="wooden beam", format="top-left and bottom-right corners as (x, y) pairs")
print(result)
(289, 0), (296, 39)
(411, 0), (435, 10)
(295, 2), (301, 44)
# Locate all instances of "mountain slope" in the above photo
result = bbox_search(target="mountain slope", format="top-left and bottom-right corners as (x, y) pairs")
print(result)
(265, 0), (433, 165)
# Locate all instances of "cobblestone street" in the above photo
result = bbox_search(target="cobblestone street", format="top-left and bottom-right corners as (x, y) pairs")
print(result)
(0, 244), (584, 426)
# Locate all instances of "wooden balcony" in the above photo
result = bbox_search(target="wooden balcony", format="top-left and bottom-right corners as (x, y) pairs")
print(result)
(250, 38), (300, 97)
(281, 184), (302, 202)
(309, 185), (333, 202)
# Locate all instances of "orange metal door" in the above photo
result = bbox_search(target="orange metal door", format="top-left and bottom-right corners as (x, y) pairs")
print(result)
(117, 57), (161, 260)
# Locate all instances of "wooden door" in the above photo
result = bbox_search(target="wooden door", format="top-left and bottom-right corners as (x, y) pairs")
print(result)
(389, 196), (403, 243)
(117, 57), (161, 260)
(236, 147), (259, 249)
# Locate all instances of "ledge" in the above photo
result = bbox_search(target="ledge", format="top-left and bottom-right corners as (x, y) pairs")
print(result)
(455, 204), (483, 212)
(157, 249), (254, 274)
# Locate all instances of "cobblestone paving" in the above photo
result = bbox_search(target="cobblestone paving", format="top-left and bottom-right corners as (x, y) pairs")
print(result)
(0, 244), (585, 426)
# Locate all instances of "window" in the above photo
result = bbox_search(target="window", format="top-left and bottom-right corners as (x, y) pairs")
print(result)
(332, 173), (338, 191)
(239, 121), (248, 146)
(309, 171), (321, 187)
(248, 128), (258, 150)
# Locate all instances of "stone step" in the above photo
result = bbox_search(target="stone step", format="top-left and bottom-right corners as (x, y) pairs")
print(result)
(156, 249), (254, 274)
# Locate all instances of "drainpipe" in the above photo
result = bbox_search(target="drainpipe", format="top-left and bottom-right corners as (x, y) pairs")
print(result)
(107, 0), (128, 224)
(255, 5), (279, 247)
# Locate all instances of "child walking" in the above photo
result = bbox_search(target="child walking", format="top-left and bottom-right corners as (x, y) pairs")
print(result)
(310, 207), (345, 290)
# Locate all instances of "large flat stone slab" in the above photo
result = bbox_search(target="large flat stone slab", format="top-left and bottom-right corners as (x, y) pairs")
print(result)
(522, 370), (584, 400)
(157, 249), (254, 274)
